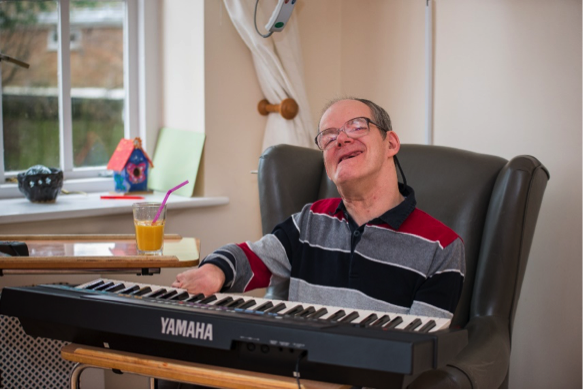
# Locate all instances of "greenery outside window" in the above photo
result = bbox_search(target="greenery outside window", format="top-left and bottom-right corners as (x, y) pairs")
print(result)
(0, 0), (143, 198)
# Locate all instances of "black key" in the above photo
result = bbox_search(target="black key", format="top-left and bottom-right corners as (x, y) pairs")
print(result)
(119, 285), (140, 295)
(418, 320), (436, 333)
(185, 293), (205, 302)
(254, 302), (274, 312)
(132, 286), (152, 296)
(339, 311), (360, 323)
(283, 305), (304, 316)
(225, 298), (245, 308)
(147, 288), (167, 298)
(357, 313), (378, 327)
(307, 308), (328, 319)
(159, 290), (178, 300)
(370, 314), (391, 327)
(214, 297), (234, 307)
(171, 292), (190, 301)
(296, 306), (316, 318)
(95, 281), (114, 291)
(327, 310), (346, 322)
(104, 283), (125, 293)
(236, 300), (257, 309)
(404, 318), (423, 331)
(384, 316), (403, 329)
(266, 302), (287, 314)
(199, 295), (217, 304)
(85, 280), (104, 290)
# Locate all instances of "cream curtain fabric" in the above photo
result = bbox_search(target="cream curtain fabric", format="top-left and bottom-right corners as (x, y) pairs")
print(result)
(223, 0), (315, 151)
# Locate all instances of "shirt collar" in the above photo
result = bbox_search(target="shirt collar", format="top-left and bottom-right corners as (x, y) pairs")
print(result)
(334, 183), (417, 230)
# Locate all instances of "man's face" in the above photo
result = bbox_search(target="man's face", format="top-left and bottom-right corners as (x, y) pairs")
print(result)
(319, 100), (396, 189)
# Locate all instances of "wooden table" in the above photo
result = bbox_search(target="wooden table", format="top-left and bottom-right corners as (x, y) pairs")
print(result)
(0, 234), (199, 276)
(61, 344), (348, 389)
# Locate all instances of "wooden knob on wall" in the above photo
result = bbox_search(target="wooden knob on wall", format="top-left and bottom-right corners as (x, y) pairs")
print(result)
(257, 98), (299, 120)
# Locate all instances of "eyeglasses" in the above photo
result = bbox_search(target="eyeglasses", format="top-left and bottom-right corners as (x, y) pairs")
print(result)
(314, 117), (385, 151)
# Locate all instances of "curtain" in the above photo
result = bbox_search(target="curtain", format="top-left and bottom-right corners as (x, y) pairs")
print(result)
(223, 0), (315, 152)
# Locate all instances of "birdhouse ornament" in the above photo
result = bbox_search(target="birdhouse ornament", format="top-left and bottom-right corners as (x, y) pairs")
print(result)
(107, 137), (154, 193)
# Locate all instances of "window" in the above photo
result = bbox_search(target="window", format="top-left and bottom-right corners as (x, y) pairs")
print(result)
(0, 0), (147, 198)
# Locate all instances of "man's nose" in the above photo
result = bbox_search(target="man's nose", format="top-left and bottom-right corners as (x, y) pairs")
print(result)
(335, 129), (352, 146)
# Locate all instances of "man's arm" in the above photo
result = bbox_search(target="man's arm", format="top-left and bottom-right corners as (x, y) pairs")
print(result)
(173, 216), (298, 296)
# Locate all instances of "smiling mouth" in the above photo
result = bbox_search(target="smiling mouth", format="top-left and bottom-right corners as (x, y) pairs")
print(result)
(339, 151), (362, 163)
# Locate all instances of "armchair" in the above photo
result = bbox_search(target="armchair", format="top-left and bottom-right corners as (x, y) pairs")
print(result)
(257, 143), (549, 388)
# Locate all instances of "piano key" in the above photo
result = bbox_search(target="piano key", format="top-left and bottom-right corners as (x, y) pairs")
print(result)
(326, 310), (346, 322)
(214, 297), (234, 307)
(224, 298), (245, 308)
(235, 300), (257, 310)
(85, 280), (105, 290)
(104, 283), (125, 293)
(95, 281), (114, 291)
(171, 292), (190, 301)
(185, 293), (205, 302)
(307, 307), (328, 319)
(253, 302), (274, 312)
(159, 290), (178, 300)
(418, 320), (436, 333)
(198, 295), (217, 304)
(283, 305), (304, 316)
(384, 316), (403, 329)
(370, 314), (391, 327)
(296, 306), (316, 318)
(357, 313), (378, 327)
(266, 302), (286, 314)
(147, 288), (167, 298)
(404, 318), (422, 331)
(119, 285), (140, 295)
(339, 311), (360, 323)
(132, 286), (152, 296)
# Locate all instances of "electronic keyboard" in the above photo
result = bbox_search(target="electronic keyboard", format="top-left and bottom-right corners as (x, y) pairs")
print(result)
(0, 279), (467, 388)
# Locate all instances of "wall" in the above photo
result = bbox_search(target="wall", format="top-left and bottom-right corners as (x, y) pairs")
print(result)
(432, 2), (581, 387)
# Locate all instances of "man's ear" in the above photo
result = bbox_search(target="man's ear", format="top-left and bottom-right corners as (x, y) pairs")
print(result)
(387, 131), (400, 156)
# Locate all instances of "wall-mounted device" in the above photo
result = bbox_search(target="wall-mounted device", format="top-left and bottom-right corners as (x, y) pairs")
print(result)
(254, 0), (297, 38)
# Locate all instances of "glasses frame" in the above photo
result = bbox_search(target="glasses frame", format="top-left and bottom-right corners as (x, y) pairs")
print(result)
(314, 117), (386, 151)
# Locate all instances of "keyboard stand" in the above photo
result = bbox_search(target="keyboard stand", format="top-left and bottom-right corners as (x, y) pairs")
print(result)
(61, 344), (349, 389)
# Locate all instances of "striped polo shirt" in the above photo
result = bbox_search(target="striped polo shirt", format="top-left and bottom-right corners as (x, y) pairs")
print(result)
(202, 185), (465, 319)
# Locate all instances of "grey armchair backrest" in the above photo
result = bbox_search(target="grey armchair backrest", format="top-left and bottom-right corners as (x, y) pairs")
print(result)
(258, 143), (549, 388)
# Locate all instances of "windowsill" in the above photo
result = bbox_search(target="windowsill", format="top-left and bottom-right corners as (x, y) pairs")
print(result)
(0, 192), (229, 225)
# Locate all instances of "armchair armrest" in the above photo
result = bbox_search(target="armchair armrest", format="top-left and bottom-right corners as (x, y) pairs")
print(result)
(408, 316), (511, 389)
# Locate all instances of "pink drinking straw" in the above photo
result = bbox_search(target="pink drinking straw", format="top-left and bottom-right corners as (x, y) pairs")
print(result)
(151, 180), (189, 224)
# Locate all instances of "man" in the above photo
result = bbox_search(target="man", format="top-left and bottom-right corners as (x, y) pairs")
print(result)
(174, 98), (465, 319)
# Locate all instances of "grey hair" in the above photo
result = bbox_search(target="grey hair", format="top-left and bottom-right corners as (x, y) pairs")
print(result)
(319, 97), (393, 139)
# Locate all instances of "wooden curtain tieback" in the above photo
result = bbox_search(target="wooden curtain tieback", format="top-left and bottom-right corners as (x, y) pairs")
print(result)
(258, 98), (298, 120)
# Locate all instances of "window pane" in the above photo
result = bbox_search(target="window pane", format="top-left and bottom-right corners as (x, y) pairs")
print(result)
(70, 0), (125, 168)
(1, 1), (60, 173)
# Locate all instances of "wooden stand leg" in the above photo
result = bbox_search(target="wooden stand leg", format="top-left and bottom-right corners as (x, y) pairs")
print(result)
(70, 363), (93, 389)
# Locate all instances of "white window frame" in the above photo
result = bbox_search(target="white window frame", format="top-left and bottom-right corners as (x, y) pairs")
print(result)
(0, 0), (157, 199)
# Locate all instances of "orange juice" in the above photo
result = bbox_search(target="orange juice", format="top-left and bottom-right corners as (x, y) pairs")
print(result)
(134, 220), (165, 252)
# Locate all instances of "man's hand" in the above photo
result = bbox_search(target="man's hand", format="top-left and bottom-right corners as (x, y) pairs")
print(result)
(172, 264), (226, 297)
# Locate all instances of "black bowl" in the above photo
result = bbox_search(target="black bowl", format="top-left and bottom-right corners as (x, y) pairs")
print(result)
(17, 165), (64, 203)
